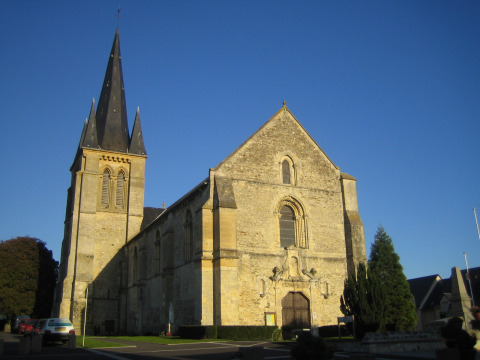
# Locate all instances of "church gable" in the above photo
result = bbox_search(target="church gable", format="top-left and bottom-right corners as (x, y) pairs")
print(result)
(214, 105), (339, 188)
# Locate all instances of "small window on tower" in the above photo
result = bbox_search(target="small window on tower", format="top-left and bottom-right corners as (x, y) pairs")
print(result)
(101, 169), (111, 207)
(116, 171), (125, 208)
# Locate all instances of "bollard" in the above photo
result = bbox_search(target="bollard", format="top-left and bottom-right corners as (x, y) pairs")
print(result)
(68, 334), (76, 349)
(31, 335), (42, 353)
(0, 338), (4, 356)
(18, 336), (31, 355)
(239, 346), (264, 360)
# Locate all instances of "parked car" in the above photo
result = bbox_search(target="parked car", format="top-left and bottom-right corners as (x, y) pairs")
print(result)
(19, 319), (37, 335)
(34, 318), (75, 344)
(12, 315), (29, 333)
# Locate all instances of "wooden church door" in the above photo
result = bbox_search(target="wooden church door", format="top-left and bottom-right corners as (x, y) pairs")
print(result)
(282, 292), (310, 329)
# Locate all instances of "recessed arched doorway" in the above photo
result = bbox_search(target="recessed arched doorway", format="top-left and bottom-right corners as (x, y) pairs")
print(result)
(282, 292), (310, 329)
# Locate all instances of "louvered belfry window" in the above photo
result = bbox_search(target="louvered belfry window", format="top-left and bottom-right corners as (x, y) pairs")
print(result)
(116, 171), (125, 208)
(280, 205), (295, 247)
(101, 169), (111, 207)
(282, 160), (291, 184)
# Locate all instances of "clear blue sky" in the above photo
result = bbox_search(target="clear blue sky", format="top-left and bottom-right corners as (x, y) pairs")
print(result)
(1, 1), (479, 280)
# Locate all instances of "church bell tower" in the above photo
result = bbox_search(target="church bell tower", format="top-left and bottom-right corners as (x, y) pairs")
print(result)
(53, 29), (147, 333)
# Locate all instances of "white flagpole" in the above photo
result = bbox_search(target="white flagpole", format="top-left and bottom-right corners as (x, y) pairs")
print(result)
(83, 286), (88, 347)
(474, 208), (480, 244)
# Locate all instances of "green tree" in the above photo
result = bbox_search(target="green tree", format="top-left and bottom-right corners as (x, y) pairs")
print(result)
(0, 237), (58, 321)
(340, 262), (386, 339)
(368, 226), (417, 331)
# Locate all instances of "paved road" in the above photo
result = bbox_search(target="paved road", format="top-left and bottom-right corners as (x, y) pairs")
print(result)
(95, 338), (292, 359)
(4, 331), (464, 360)
(0, 331), (293, 360)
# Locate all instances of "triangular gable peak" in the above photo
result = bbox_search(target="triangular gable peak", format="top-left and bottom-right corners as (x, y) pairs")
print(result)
(214, 103), (339, 175)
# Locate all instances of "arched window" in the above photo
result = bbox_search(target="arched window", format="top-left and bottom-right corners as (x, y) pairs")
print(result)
(101, 169), (111, 207)
(280, 156), (295, 185)
(277, 197), (308, 248)
(282, 160), (291, 184)
(184, 211), (193, 262)
(280, 205), (295, 248)
(116, 171), (125, 208)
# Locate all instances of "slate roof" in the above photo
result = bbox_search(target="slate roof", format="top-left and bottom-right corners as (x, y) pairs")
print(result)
(76, 29), (146, 157)
(408, 274), (439, 309)
(408, 266), (480, 311)
(141, 207), (166, 231)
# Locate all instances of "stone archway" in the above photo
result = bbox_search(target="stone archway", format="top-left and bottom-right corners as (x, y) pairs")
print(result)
(282, 292), (310, 329)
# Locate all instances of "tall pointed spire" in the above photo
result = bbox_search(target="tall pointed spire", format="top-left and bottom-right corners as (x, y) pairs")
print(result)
(95, 29), (130, 152)
(82, 99), (99, 148)
(129, 107), (147, 155)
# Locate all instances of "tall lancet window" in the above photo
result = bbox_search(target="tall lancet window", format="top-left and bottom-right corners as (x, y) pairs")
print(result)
(132, 247), (138, 284)
(116, 171), (125, 208)
(155, 231), (161, 275)
(277, 198), (308, 248)
(282, 160), (291, 184)
(280, 205), (295, 248)
(184, 211), (193, 262)
(101, 169), (111, 207)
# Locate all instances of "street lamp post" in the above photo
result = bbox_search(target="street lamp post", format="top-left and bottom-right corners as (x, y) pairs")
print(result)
(82, 286), (88, 347)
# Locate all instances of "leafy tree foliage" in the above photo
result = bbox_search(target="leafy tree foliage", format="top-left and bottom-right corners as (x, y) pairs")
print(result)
(0, 237), (58, 320)
(340, 262), (386, 339)
(368, 226), (417, 331)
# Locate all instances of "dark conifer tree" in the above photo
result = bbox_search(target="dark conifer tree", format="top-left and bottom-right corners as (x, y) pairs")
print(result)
(340, 262), (386, 339)
(368, 226), (417, 331)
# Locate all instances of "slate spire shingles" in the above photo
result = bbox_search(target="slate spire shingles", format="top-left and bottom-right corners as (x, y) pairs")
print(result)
(129, 107), (147, 155)
(76, 29), (146, 156)
(82, 99), (99, 148)
(95, 28), (130, 153)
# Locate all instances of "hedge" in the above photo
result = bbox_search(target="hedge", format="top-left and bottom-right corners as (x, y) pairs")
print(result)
(178, 325), (277, 340)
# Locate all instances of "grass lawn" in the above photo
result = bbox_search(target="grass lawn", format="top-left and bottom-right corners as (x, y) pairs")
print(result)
(77, 335), (288, 348)
(76, 336), (131, 349)
(113, 336), (226, 344)
(325, 336), (355, 342)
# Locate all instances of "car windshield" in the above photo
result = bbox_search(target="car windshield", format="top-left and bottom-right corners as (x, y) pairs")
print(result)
(48, 319), (72, 326)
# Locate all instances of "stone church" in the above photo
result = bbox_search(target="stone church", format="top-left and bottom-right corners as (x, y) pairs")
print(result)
(53, 30), (367, 335)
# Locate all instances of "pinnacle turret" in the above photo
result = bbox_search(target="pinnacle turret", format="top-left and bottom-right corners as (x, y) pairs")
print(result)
(129, 107), (147, 155)
(82, 99), (99, 148)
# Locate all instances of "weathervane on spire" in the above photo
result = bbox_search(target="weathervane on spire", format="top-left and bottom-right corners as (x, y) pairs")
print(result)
(115, 7), (121, 27)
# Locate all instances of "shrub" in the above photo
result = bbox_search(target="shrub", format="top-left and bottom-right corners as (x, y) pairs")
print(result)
(440, 317), (477, 350)
(291, 332), (331, 360)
